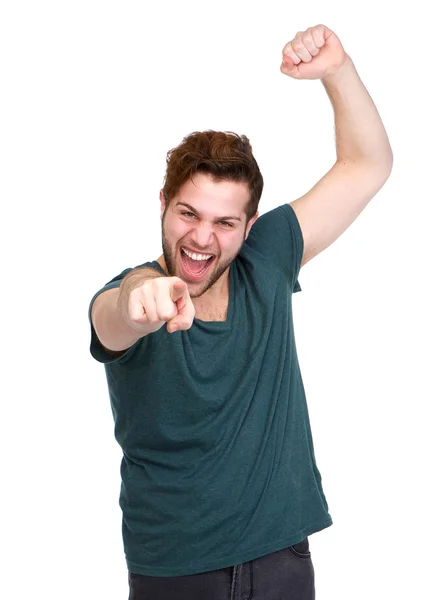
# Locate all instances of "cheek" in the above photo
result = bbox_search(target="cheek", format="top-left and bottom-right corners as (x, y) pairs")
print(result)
(165, 219), (189, 243)
(219, 231), (244, 255)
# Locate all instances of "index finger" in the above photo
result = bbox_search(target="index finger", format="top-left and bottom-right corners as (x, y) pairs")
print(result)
(170, 278), (188, 303)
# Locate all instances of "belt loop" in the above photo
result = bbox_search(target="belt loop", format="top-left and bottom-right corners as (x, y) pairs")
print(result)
(230, 565), (239, 600)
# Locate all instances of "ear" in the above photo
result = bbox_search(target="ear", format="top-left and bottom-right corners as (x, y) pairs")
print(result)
(160, 189), (165, 219)
(245, 212), (259, 240)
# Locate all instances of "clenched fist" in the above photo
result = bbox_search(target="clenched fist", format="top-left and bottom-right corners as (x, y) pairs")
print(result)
(118, 275), (195, 335)
(280, 24), (347, 80)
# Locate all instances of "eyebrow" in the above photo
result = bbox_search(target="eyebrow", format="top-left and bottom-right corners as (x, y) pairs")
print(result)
(175, 202), (242, 222)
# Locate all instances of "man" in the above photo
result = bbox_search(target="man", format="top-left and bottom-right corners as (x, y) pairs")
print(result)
(88, 24), (392, 600)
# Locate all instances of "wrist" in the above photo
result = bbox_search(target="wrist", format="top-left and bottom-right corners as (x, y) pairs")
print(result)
(321, 53), (355, 86)
(121, 267), (164, 296)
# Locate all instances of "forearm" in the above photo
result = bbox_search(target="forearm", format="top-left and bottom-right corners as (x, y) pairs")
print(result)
(93, 287), (143, 352)
(321, 55), (393, 169)
(92, 267), (163, 352)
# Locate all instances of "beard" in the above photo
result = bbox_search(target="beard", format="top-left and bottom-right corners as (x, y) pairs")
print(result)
(161, 215), (246, 299)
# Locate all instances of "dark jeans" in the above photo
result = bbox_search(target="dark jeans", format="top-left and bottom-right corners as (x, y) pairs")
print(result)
(128, 537), (314, 600)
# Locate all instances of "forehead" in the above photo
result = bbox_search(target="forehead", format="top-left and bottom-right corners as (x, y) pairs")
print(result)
(172, 173), (250, 218)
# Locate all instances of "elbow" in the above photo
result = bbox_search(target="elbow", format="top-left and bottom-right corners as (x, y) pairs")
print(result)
(384, 150), (394, 179)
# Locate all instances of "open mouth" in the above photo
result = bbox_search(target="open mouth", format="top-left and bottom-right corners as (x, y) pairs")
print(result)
(180, 247), (215, 280)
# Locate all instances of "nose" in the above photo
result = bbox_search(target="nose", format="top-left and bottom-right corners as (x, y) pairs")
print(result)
(191, 221), (214, 249)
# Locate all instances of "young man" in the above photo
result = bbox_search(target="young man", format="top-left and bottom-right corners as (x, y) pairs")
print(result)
(88, 25), (392, 600)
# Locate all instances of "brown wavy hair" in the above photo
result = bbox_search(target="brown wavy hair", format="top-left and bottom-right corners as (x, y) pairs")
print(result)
(162, 130), (264, 221)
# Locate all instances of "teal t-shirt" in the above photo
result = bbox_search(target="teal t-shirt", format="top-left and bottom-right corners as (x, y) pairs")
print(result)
(88, 203), (332, 577)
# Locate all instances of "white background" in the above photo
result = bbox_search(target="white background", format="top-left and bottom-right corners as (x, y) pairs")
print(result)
(1, 1), (442, 599)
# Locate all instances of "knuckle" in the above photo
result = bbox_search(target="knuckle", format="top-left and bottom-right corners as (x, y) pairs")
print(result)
(149, 278), (162, 292)
(128, 305), (149, 324)
(128, 294), (154, 324)
(158, 308), (176, 322)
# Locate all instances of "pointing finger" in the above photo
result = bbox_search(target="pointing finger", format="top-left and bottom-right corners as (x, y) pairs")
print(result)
(170, 278), (188, 303)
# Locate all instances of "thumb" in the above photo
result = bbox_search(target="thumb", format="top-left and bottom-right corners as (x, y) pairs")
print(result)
(167, 292), (195, 333)
(167, 313), (192, 333)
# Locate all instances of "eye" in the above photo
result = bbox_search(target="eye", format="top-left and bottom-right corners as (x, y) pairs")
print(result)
(219, 221), (233, 228)
(182, 211), (196, 218)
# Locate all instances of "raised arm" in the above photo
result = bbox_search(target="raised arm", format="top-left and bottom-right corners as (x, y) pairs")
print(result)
(280, 25), (393, 267)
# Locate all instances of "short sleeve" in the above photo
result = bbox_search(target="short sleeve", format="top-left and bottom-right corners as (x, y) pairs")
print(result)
(88, 267), (137, 364)
(245, 203), (304, 293)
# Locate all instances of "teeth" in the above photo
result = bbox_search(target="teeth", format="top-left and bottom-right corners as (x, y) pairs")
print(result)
(182, 248), (212, 261)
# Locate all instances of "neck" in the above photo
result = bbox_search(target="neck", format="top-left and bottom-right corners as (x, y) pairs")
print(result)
(197, 267), (230, 301)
